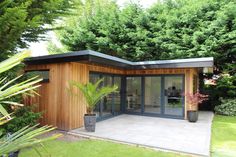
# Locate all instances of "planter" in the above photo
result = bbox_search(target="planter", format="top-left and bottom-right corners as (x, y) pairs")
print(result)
(8, 151), (20, 157)
(187, 110), (198, 122)
(84, 114), (96, 132)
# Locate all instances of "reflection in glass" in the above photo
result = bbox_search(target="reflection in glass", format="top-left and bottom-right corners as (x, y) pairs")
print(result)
(126, 77), (141, 112)
(144, 77), (161, 114)
(102, 75), (113, 117)
(26, 70), (49, 82)
(164, 76), (183, 116)
(89, 73), (101, 118)
(89, 73), (122, 118)
(114, 76), (121, 114)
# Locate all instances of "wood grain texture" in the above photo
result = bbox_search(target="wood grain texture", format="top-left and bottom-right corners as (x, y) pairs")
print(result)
(25, 63), (70, 130)
(88, 63), (125, 74)
(25, 62), (199, 130)
(125, 68), (187, 75)
(68, 63), (88, 130)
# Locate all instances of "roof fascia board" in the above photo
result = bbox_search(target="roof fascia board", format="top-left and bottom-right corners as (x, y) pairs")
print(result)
(24, 50), (214, 68)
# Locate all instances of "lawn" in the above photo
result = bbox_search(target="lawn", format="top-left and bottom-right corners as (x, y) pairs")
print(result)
(19, 139), (186, 157)
(211, 115), (236, 157)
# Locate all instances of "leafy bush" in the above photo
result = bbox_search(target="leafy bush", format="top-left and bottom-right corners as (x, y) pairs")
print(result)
(203, 74), (236, 110)
(3, 106), (41, 134)
(215, 99), (236, 116)
(215, 74), (236, 98)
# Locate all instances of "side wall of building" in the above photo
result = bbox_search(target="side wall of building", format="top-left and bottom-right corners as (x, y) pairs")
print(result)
(25, 63), (72, 130)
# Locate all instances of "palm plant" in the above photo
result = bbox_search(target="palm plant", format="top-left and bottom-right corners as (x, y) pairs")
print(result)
(0, 51), (60, 156)
(70, 79), (118, 114)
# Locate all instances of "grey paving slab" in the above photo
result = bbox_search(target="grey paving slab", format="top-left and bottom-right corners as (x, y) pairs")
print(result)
(70, 112), (214, 156)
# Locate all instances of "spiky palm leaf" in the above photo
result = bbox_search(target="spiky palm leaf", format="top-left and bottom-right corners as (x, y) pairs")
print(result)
(0, 125), (61, 156)
(0, 51), (60, 156)
(70, 78), (118, 114)
(0, 51), (29, 74)
(0, 50), (42, 121)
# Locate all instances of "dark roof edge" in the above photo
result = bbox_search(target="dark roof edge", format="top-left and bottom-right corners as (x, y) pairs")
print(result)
(24, 50), (214, 68)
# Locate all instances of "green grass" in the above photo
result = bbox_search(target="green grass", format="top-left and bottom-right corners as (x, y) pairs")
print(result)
(19, 139), (186, 157)
(211, 115), (236, 157)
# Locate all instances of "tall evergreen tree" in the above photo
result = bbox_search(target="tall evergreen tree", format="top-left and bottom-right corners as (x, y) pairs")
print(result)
(0, 0), (75, 60)
(58, 0), (236, 73)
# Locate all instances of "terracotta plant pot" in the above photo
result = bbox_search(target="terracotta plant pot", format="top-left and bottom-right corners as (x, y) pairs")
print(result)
(187, 110), (198, 122)
(84, 114), (96, 132)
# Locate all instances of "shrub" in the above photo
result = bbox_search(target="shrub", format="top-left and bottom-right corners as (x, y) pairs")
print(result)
(3, 106), (41, 134)
(203, 73), (236, 110)
(215, 99), (236, 116)
(215, 74), (236, 98)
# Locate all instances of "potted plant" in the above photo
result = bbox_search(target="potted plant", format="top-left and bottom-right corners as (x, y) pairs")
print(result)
(185, 91), (208, 122)
(69, 79), (117, 132)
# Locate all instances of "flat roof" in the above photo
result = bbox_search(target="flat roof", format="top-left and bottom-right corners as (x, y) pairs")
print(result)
(24, 50), (214, 69)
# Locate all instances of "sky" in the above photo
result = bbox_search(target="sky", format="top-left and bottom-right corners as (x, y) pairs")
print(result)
(29, 0), (158, 56)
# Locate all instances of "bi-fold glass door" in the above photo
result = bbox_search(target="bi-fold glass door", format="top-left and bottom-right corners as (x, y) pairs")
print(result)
(164, 76), (184, 117)
(101, 75), (113, 117)
(144, 77), (161, 114)
(90, 73), (184, 119)
(89, 73), (122, 120)
(126, 77), (142, 113)
(125, 75), (184, 118)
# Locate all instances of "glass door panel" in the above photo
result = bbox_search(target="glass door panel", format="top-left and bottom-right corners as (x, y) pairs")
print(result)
(114, 76), (121, 114)
(102, 75), (113, 117)
(126, 77), (142, 113)
(89, 73), (101, 118)
(144, 77), (161, 114)
(89, 73), (122, 119)
(164, 76), (183, 116)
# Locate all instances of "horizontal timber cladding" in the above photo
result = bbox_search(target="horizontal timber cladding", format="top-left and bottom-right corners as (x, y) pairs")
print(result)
(88, 63), (125, 74)
(25, 62), (199, 130)
(125, 68), (188, 75)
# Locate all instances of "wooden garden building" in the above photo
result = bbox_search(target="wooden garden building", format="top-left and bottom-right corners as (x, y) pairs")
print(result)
(24, 50), (213, 130)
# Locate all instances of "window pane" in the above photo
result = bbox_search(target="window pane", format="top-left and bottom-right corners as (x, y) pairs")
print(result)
(164, 76), (183, 116)
(102, 75), (113, 117)
(89, 73), (100, 83)
(89, 73), (122, 118)
(25, 70), (49, 82)
(144, 77), (161, 114)
(114, 76), (121, 113)
(89, 73), (101, 118)
(126, 77), (141, 113)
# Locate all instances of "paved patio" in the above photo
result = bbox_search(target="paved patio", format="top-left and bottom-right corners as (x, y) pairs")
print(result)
(70, 112), (214, 156)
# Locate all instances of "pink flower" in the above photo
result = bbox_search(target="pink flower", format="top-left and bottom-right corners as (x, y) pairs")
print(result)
(184, 91), (208, 106)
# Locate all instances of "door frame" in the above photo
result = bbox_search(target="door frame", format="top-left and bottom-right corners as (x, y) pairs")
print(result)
(162, 75), (185, 118)
(89, 72), (185, 120)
